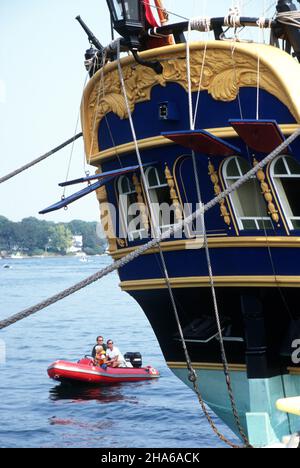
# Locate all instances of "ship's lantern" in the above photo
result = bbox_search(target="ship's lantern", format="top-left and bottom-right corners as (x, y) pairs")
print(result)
(106, 0), (145, 48)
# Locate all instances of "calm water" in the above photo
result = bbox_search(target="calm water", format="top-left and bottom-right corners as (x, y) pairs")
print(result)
(0, 256), (236, 448)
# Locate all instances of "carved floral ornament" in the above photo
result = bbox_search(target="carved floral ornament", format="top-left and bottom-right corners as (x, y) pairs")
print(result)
(82, 45), (289, 157)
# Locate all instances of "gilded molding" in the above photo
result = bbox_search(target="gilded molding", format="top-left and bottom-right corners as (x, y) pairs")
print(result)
(120, 275), (300, 291)
(288, 367), (300, 375)
(89, 124), (300, 164)
(208, 160), (231, 227)
(82, 41), (300, 159)
(253, 158), (280, 225)
(164, 164), (183, 222)
(167, 362), (246, 372)
(116, 238), (127, 248)
(132, 173), (149, 232)
(95, 182), (117, 252)
(110, 236), (300, 260)
(170, 362), (298, 374)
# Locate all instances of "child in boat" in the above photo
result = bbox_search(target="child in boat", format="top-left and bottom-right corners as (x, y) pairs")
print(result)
(93, 346), (107, 369)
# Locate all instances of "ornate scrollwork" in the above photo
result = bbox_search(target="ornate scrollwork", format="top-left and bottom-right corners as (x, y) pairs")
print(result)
(208, 161), (231, 227)
(83, 45), (289, 156)
(132, 173), (149, 232)
(95, 171), (117, 252)
(116, 238), (127, 248)
(253, 158), (280, 225)
(164, 165), (183, 222)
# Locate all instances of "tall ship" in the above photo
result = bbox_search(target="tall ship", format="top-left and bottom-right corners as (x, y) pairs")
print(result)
(42, 0), (300, 448)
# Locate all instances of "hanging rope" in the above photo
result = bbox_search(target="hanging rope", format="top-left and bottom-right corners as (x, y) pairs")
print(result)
(276, 11), (300, 28)
(224, 6), (241, 29)
(0, 127), (299, 329)
(186, 30), (251, 446)
(121, 36), (246, 448)
(190, 17), (212, 32)
(0, 133), (83, 185)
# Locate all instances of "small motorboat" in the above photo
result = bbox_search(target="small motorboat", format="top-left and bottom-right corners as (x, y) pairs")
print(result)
(47, 357), (160, 385)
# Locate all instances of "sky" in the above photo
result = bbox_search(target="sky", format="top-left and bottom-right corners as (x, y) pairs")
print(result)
(0, 0), (278, 222)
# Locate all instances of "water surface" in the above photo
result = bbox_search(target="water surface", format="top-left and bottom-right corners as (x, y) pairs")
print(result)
(0, 257), (237, 448)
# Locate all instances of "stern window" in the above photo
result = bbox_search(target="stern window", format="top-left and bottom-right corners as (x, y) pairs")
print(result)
(145, 166), (175, 232)
(271, 155), (300, 230)
(223, 157), (272, 231)
(118, 175), (148, 241)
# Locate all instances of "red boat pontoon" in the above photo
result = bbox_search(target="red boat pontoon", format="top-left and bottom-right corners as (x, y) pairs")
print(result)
(47, 358), (160, 385)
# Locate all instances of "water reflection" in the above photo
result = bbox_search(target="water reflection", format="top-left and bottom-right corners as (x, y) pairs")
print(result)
(49, 383), (131, 404)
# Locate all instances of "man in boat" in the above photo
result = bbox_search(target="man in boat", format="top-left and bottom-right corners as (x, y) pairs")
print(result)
(106, 340), (131, 368)
(91, 336), (107, 358)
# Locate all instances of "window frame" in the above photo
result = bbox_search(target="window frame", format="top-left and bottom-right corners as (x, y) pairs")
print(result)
(270, 155), (300, 230)
(145, 166), (175, 231)
(117, 175), (148, 242)
(222, 156), (272, 231)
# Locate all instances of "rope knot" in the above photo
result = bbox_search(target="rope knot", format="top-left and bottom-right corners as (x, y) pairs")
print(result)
(190, 17), (211, 33)
(188, 369), (198, 383)
(224, 6), (241, 29)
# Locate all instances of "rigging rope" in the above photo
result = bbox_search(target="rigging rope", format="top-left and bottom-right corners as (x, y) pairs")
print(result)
(0, 127), (299, 329)
(122, 35), (246, 448)
(276, 11), (300, 28)
(64, 71), (91, 197)
(186, 28), (250, 446)
(0, 133), (83, 185)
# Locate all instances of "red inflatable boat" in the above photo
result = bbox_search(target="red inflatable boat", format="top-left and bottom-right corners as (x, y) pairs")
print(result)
(47, 358), (160, 385)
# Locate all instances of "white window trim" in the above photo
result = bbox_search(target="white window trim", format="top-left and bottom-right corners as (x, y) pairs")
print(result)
(270, 155), (300, 230)
(145, 167), (176, 231)
(118, 175), (147, 241)
(223, 156), (271, 231)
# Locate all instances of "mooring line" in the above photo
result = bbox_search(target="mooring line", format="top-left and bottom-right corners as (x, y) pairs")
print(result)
(0, 133), (83, 185)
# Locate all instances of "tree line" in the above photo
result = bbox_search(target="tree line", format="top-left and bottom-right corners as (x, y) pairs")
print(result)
(0, 216), (107, 256)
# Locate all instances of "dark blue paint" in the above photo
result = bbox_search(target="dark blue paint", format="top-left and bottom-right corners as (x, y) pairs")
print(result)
(98, 85), (295, 151)
(118, 246), (300, 282)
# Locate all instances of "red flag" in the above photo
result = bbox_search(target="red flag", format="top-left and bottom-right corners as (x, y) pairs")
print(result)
(142, 0), (174, 49)
(144, 0), (160, 27)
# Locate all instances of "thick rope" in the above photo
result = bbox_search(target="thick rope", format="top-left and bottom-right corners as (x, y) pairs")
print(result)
(118, 39), (244, 448)
(224, 6), (241, 29)
(1, 126), (300, 332)
(117, 40), (244, 448)
(276, 11), (300, 28)
(0, 133), (83, 185)
(186, 34), (250, 446)
(190, 17), (212, 32)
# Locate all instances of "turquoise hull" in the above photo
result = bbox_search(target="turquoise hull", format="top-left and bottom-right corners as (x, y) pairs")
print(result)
(171, 368), (300, 447)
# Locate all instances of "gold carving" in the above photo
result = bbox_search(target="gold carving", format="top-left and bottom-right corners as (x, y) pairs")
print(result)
(95, 168), (117, 252)
(208, 161), (231, 226)
(253, 158), (280, 224)
(82, 43), (298, 158)
(132, 173), (149, 232)
(116, 238), (126, 248)
(164, 164), (183, 222)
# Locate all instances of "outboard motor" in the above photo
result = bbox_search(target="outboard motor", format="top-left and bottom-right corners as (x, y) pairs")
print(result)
(124, 352), (142, 368)
(274, 0), (300, 61)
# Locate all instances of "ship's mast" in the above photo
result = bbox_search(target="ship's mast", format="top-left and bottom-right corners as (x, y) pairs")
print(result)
(275, 0), (300, 61)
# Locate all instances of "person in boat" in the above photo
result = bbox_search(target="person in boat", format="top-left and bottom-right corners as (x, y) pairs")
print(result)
(93, 346), (107, 370)
(106, 340), (131, 368)
(91, 336), (107, 358)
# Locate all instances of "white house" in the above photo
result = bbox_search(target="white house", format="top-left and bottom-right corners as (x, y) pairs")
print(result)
(68, 235), (83, 254)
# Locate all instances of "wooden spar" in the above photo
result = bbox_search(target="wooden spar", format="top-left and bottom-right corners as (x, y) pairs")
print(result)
(39, 177), (114, 215)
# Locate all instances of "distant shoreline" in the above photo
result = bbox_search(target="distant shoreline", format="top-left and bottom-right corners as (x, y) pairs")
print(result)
(1, 253), (108, 260)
